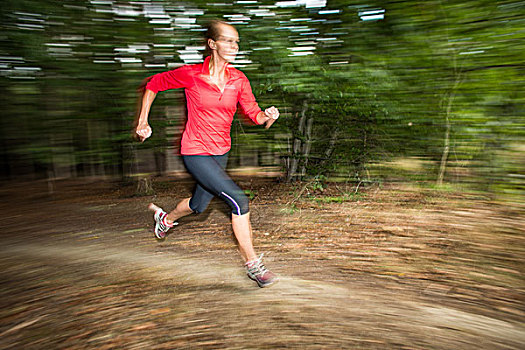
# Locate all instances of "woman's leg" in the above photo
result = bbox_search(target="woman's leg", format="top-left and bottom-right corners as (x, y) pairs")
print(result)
(165, 197), (193, 224)
(183, 154), (256, 261)
(232, 212), (257, 262)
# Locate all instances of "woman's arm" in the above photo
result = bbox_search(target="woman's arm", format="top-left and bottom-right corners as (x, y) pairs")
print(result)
(135, 89), (157, 142)
(238, 74), (279, 128)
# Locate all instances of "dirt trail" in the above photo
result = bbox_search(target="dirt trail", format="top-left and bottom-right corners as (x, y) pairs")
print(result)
(0, 179), (524, 349)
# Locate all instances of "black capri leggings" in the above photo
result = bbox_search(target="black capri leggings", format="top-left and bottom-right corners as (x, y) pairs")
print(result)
(182, 153), (249, 216)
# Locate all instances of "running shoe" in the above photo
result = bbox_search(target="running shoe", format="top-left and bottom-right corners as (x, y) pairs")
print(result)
(245, 253), (278, 288)
(151, 205), (177, 240)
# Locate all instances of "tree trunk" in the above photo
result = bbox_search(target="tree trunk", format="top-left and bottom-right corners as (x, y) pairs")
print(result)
(300, 116), (313, 177)
(136, 174), (154, 196)
(437, 74), (461, 185)
(437, 117), (450, 186)
(287, 101), (308, 182)
(315, 129), (339, 174)
(154, 150), (166, 177)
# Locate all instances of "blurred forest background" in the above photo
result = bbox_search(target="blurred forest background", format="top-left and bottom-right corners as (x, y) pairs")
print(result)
(1, 0), (523, 201)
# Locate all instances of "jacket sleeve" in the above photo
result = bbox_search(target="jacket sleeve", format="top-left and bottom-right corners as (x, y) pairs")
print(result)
(238, 74), (262, 125)
(145, 65), (192, 93)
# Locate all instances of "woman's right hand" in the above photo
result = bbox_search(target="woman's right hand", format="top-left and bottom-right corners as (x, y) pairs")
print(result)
(136, 123), (152, 142)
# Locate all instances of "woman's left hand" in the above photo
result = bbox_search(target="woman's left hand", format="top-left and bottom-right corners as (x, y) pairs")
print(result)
(264, 106), (279, 121)
(262, 106), (279, 129)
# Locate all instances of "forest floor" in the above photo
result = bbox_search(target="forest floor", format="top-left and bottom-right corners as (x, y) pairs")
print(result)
(0, 176), (524, 349)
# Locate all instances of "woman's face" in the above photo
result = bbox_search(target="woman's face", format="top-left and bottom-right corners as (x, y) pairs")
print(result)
(210, 24), (239, 63)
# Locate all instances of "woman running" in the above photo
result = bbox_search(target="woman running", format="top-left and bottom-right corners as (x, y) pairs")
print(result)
(135, 20), (279, 288)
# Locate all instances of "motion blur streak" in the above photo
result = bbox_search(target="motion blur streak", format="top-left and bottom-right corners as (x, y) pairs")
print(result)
(0, 1), (523, 348)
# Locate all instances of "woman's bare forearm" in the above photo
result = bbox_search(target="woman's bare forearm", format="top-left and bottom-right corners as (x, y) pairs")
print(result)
(138, 89), (157, 125)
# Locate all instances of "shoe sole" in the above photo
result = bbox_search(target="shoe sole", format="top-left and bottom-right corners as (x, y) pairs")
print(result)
(248, 275), (279, 288)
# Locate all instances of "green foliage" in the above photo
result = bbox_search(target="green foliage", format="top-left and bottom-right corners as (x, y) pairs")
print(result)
(243, 189), (257, 200)
(0, 0), (522, 200)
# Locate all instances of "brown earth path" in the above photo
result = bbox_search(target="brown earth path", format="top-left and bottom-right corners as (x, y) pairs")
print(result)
(0, 178), (523, 349)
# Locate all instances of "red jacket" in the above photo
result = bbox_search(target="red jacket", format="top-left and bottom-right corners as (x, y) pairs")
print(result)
(146, 56), (262, 155)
